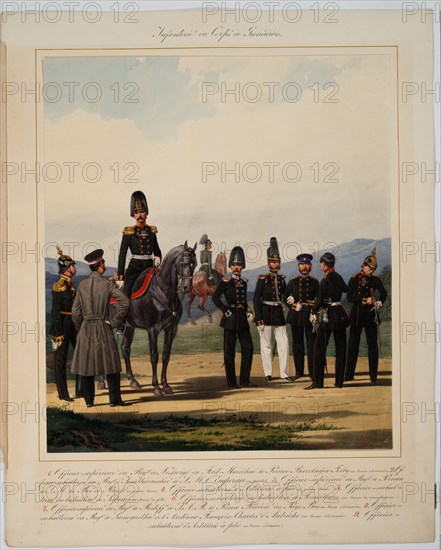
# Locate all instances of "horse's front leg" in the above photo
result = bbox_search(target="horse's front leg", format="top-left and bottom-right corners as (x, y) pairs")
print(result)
(198, 297), (213, 323)
(147, 327), (162, 396)
(186, 292), (197, 325)
(121, 326), (141, 389)
(161, 325), (178, 395)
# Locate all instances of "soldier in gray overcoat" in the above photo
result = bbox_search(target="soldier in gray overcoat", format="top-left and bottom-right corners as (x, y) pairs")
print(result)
(71, 249), (130, 407)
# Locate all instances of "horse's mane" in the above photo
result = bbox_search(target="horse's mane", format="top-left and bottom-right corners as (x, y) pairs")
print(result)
(214, 251), (227, 276)
(159, 245), (185, 271)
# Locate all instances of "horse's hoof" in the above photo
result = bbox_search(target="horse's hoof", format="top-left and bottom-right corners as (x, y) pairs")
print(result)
(153, 387), (164, 397)
(162, 385), (174, 395)
(130, 380), (142, 390)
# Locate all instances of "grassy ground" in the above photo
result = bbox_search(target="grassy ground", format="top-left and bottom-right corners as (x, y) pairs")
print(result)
(46, 407), (340, 452)
(46, 318), (392, 383)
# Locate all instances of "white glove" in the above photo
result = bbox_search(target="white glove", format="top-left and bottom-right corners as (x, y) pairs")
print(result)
(247, 311), (254, 323)
(225, 309), (232, 318)
(51, 337), (63, 351)
(257, 324), (265, 334)
(309, 313), (317, 324)
(154, 257), (161, 267)
(374, 300), (382, 311)
(286, 296), (294, 305)
(295, 303), (302, 312)
(115, 280), (124, 290)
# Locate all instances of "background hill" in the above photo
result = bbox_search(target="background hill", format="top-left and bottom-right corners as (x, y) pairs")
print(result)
(45, 237), (391, 327)
(45, 237), (392, 362)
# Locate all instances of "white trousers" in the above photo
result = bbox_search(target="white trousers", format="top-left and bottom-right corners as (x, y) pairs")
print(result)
(259, 325), (289, 378)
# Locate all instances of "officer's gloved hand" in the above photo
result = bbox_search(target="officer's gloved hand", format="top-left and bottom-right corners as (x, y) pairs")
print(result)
(374, 300), (383, 310)
(246, 309), (254, 323)
(257, 325), (265, 334)
(309, 313), (317, 324)
(51, 336), (64, 351)
(295, 302), (302, 312)
(115, 280), (124, 290)
(286, 295), (294, 305)
(154, 257), (161, 267)
(225, 309), (232, 318)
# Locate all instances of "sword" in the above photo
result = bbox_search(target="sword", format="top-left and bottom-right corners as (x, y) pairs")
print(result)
(370, 289), (382, 356)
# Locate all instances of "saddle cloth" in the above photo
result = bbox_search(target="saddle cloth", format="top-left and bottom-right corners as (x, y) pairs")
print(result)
(110, 268), (158, 304)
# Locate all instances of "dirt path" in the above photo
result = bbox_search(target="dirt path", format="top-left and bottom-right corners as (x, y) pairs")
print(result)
(47, 355), (392, 450)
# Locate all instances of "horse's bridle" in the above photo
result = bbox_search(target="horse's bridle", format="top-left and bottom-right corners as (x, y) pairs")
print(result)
(176, 249), (195, 293)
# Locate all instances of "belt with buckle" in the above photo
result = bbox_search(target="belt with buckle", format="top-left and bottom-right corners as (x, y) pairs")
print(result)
(132, 254), (154, 260)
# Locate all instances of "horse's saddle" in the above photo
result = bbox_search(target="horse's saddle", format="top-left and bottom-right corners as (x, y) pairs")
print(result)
(110, 268), (158, 304)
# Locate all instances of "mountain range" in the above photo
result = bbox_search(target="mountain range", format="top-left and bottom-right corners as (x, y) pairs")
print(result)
(45, 237), (391, 322)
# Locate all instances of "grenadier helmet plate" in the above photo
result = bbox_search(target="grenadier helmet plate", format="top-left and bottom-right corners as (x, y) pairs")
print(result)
(363, 247), (378, 270)
(297, 253), (313, 264)
(56, 245), (76, 274)
(267, 236), (281, 262)
(229, 246), (246, 268)
(130, 190), (149, 217)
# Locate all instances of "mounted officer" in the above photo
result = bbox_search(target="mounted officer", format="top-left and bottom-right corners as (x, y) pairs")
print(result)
(284, 253), (319, 379)
(199, 234), (221, 285)
(345, 248), (388, 384)
(212, 246), (255, 388)
(116, 190), (162, 298)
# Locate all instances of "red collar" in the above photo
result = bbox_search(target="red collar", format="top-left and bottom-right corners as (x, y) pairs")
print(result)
(328, 268), (335, 273)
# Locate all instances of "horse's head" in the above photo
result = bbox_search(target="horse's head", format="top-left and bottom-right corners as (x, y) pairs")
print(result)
(176, 241), (197, 293)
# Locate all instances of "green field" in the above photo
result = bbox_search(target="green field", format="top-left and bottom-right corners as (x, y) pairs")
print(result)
(46, 407), (340, 452)
(46, 317), (392, 383)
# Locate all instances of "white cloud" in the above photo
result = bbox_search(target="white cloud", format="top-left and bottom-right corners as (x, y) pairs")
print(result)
(43, 54), (394, 266)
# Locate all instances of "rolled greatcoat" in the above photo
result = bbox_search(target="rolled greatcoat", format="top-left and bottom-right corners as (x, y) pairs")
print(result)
(71, 271), (129, 377)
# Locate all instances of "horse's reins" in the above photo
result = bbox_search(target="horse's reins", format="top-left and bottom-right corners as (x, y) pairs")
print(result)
(152, 251), (193, 317)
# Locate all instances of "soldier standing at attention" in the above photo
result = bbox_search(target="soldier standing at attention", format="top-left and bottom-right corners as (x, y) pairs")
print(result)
(71, 249), (129, 408)
(308, 253), (349, 390)
(284, 253), (319, 380)
(212, 246), (255, 389)
(116, 190), (162, 298)
(253, 237), (292, 382)
(345, 248), (387, 384)
(49, 246), (82, 402)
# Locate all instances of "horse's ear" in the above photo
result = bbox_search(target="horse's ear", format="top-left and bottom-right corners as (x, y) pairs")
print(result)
(184, 240), (188, 249)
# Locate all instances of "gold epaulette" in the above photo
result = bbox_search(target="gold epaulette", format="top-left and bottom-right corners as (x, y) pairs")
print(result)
(258, 274), (266, 280)
(123, 225), (136, 236)
(52, 278), (67, 292)
(149, 225), (158, 233)
(352, 272), (361, 278)
(279, 274), (286, 279)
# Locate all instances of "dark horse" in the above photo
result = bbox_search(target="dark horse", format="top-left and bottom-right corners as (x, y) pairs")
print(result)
(117, 242), (196, 396)
(186, 251), (226, 324)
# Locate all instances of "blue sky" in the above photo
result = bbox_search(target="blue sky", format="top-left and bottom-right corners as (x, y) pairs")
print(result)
(43, 55), (363, 139)
(42, 53), (393, 264)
